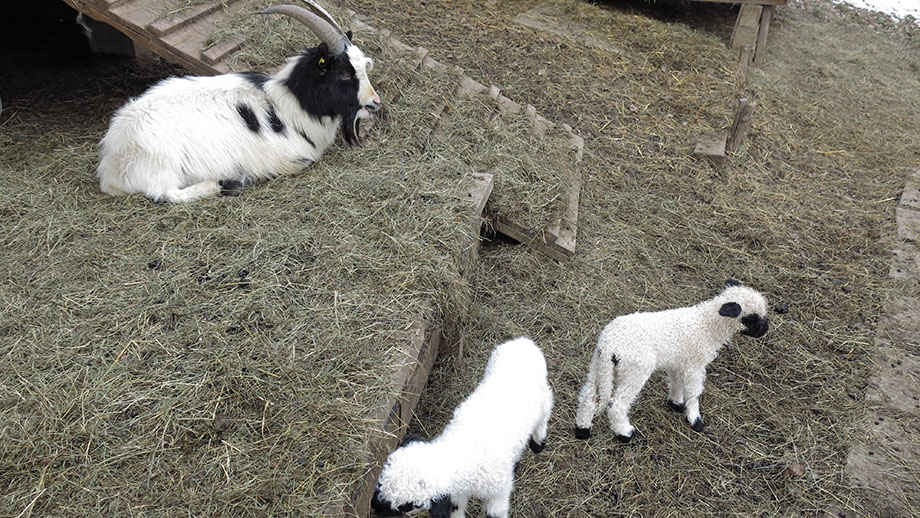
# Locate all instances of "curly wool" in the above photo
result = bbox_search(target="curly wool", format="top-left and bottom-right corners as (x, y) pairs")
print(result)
(374, 337), (554, 518)
(574, 283), (769, 441)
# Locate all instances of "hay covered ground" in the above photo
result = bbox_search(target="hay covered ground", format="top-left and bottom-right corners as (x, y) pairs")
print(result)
(1, 0), (919, 517)
(0, 5), (578, 516)
(328, 0), (918, 516)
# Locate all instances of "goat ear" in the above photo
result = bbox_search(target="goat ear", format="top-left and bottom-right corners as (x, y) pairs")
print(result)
(316, 42), (331, 72)
(346, 30), (353, 42)
(719, 302), (742, 318)
(429, 496), (453, 518)
(399, 433), (424, 447)
(724, 279), (742, 288)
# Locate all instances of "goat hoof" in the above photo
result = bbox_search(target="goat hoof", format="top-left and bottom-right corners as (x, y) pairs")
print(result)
(574, 427), (591, 440)
(219, 179), (243, 196)
(667, 400), (686, 413)
(529, 438), (546, 453)
(690, 417), (705, 432)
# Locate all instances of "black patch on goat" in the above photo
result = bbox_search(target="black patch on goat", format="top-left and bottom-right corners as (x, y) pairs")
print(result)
(236, 103), (260, 133)
(740, 314), (769, 338)
(266, 106), (285, 134)
(297, 129), (316, 148)
(282, 43), (363, 145)
(574, 426), (591, 440)
(237, 71), (269, 89)
(724, 279), (742, 288)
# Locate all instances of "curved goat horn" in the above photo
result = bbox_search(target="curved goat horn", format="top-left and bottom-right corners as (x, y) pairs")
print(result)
(260, 4), (348, 55)
(301, 0), (346, 36)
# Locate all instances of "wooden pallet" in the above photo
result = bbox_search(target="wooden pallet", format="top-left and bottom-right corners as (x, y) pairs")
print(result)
(62, 0), (243, 75)
(688, 0), (787, 66)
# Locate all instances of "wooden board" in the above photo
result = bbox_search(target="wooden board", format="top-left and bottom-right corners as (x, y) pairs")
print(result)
(689, 0), (787, 5)
(61, 0), (236, 75)
(731, 4), (764, 51)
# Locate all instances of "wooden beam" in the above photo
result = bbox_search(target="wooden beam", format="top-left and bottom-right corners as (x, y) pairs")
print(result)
(754, 5), (774, 65)
(731, 4), (763, 51)
(727, 99), (757, 152)
(688, 0), (787, 5)
(693, 132), (727, 165)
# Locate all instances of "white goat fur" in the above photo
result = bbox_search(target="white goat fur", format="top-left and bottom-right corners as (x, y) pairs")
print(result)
(375, 337), (554, 518)
(97, 46), (376, 203)
(575, 285), (769, 440)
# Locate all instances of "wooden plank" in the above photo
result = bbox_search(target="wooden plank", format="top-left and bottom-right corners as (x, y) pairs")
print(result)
(727, 99), (757, 152)
(688, 0), (787, 5)
(754, 5), (774, 65)
(202, 35), (246, 66)
(149, 2), (221, 37)
(493, 216), (573, 263)
(545, 174), (581, 255)
(731, 4), (763, 51)
(693, 132), (727, 165)
(346, 308), (442, 518)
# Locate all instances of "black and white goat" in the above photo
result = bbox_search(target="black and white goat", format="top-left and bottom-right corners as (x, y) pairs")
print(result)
(96, 2), (380, 203)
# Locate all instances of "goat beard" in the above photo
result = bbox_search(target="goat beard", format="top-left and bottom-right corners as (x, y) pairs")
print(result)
(343, 108), (364, 146)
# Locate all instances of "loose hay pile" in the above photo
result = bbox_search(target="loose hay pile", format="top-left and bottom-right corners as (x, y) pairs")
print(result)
(336, 0), (920, 516)
(0, 7), (579, 517)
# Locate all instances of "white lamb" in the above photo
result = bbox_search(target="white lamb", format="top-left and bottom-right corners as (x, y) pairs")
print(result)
(574, 280), (769, 442)
(372, 337), (554, 518)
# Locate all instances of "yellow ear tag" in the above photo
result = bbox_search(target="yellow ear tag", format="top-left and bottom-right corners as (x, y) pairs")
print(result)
(319, 57), (326, 65)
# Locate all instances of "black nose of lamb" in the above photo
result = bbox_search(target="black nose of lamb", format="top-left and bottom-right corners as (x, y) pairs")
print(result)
(741, 316), (769, 338)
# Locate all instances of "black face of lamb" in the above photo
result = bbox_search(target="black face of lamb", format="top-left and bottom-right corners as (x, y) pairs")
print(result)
(283, 43), (363, 145)
(429, 496), (455, 518)
(740, 314), (769, 338)
(370, 488), (415, 517)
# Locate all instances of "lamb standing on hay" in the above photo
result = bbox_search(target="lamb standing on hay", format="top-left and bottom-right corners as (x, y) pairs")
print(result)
(372, 337), (554, 518)
(96, 2), (380, 203)
(574, 280), (769, 442)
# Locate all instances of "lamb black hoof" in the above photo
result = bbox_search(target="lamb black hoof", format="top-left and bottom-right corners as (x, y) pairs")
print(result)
(574, 427), (591, 440)
(690, 417), (705, 432)
(615, 432), (634, 444)
(667, 400), (686, 413)
(529, 438), (546, 453)
(219, 179), (243, 196)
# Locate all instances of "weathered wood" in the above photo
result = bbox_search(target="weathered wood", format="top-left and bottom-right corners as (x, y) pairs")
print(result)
(202, 35), (245, 66)
(736, 43), (754, 88)
(727, 99), (757, 152)
(348, 308), (442, 518)
(693, 132), (727, 165)
(689, 0), (786, 4)
(149, 2), (220, 37)
(493, 216), (573, 263)
(754, 5), (774, 65)
(731, 4), (763, 51)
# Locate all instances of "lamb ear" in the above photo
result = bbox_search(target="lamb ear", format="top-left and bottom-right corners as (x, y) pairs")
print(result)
(719, 302), (742, 318)
(429, 496), (453, 518)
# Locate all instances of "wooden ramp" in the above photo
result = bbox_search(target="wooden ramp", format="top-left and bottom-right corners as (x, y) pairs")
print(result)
(62, 0), (245, 75)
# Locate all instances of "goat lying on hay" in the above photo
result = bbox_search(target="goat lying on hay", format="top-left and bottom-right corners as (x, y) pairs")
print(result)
(97, 2), (380, 203)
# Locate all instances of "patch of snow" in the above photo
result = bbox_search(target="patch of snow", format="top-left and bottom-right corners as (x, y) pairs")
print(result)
(832, 0), (920, 21)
